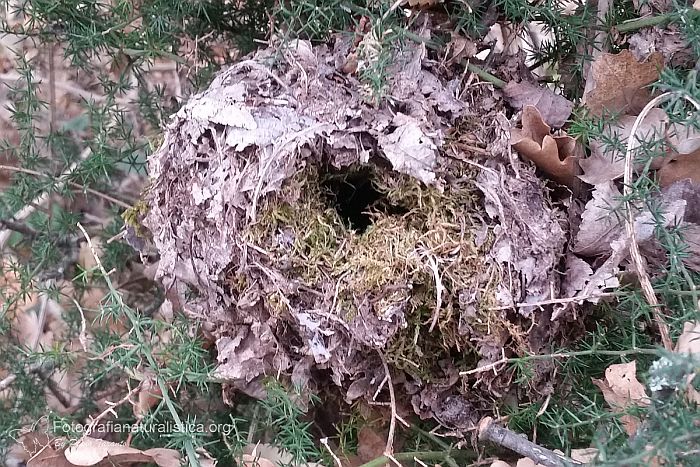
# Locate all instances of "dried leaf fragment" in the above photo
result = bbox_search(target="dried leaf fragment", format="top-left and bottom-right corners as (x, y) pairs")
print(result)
(504, 81), (574, 128)
(578, 108), (669, 186)
(675, 321), (700, 404)
(584, 50), (663, 116)
(593, 361), (649, 435)
(63, 437), (180, 466)
(444, 32), (477, 65)
(676, 321), (700, 355)
(511, 105), (580, 187)
(658, 147), (700, 188)
(378, 113), (437, 185)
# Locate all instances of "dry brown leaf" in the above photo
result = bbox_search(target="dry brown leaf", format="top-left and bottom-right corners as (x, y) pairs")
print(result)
(357, 426), (386, 463)
(676, 321), (700, 355)
(133, 375), (163, 420)
(658, 147), (700, 187)
(511, 105), (580, 187)
(593, 361), (650, 408)
(444, 32), (477, 65)
(572, 181), (623, 256)
(26, 441), (77, 467)
(579, 108), (668, 186)
(242, 443), (324, 467)
(593, 361), (649, 435)
(584, 50), (663, 116)
(571, 448), (599, 463)
(504, 81), (574, 128)
(378, 113), (438, 185)
(675, 321), (700, 404)
(64, 438), (181, 466)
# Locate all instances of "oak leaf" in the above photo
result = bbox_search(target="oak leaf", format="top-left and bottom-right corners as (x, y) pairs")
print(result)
(584, 50), (663, 116)
(511, 105), (581, 187)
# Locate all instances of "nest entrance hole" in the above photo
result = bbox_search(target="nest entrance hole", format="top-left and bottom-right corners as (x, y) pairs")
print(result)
(320, 166), (408, 233)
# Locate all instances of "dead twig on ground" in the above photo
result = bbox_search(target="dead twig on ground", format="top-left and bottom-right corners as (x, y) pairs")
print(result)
(478, 417), (583, 467)
(378, 352), (398, 465)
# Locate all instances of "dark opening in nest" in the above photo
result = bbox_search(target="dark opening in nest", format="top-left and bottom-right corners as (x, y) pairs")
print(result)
(320, 166), (409, 233)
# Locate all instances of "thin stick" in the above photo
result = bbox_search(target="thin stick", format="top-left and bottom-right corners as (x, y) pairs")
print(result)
(378, 353), (397, 462)
(487, 292), (616, 310)
(465, 62), (506, 88)
(623, 92), (700, 351)
(0, 164), (131, 209)
(320, 438), (343, 467)
(478, 417), (581, 466)
(82, 383), (140, 439)
(460, 347), (660, 376)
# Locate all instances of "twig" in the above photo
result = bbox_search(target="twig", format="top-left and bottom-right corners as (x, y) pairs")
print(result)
(420, 248), (444, 332)
(0, 374), (17, 392)
(613, 11), (700, 34)
(378, 352), (397, 462)
(487, 292), (616, 310)
(82, 383), (140, 439)
(623, 92), (700, 351)
(478, 417), (582, 467)
(0, 219), (38, 238)
(460, 348), (660, 376)
(0, 164), (131, 209)
(465, 62), (506, 88)
(0, 148), (91, 249)
(320, 438), (343, 467)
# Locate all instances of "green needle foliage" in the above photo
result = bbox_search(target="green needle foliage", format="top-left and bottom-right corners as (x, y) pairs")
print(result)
(1, 0), (700, 465)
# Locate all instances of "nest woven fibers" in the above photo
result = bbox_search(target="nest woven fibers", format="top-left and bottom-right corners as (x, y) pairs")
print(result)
(141, 33), (572, 431)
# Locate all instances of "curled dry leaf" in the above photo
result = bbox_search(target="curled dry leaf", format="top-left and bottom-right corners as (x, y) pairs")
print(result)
(510, 105), (581, 187)
(583, 50), (663, 116)
(503, 81), (574, 128)
(444, 32), (477, 65)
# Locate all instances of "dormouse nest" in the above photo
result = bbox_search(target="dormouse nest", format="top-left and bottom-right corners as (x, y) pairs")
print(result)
(142, 34), (570, 430)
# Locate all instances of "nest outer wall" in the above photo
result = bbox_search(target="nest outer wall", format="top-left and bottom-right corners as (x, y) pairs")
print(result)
(142, 34), (570, 429)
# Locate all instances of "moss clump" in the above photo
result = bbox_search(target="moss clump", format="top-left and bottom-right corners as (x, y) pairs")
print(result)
(243, 160), (498, 381)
